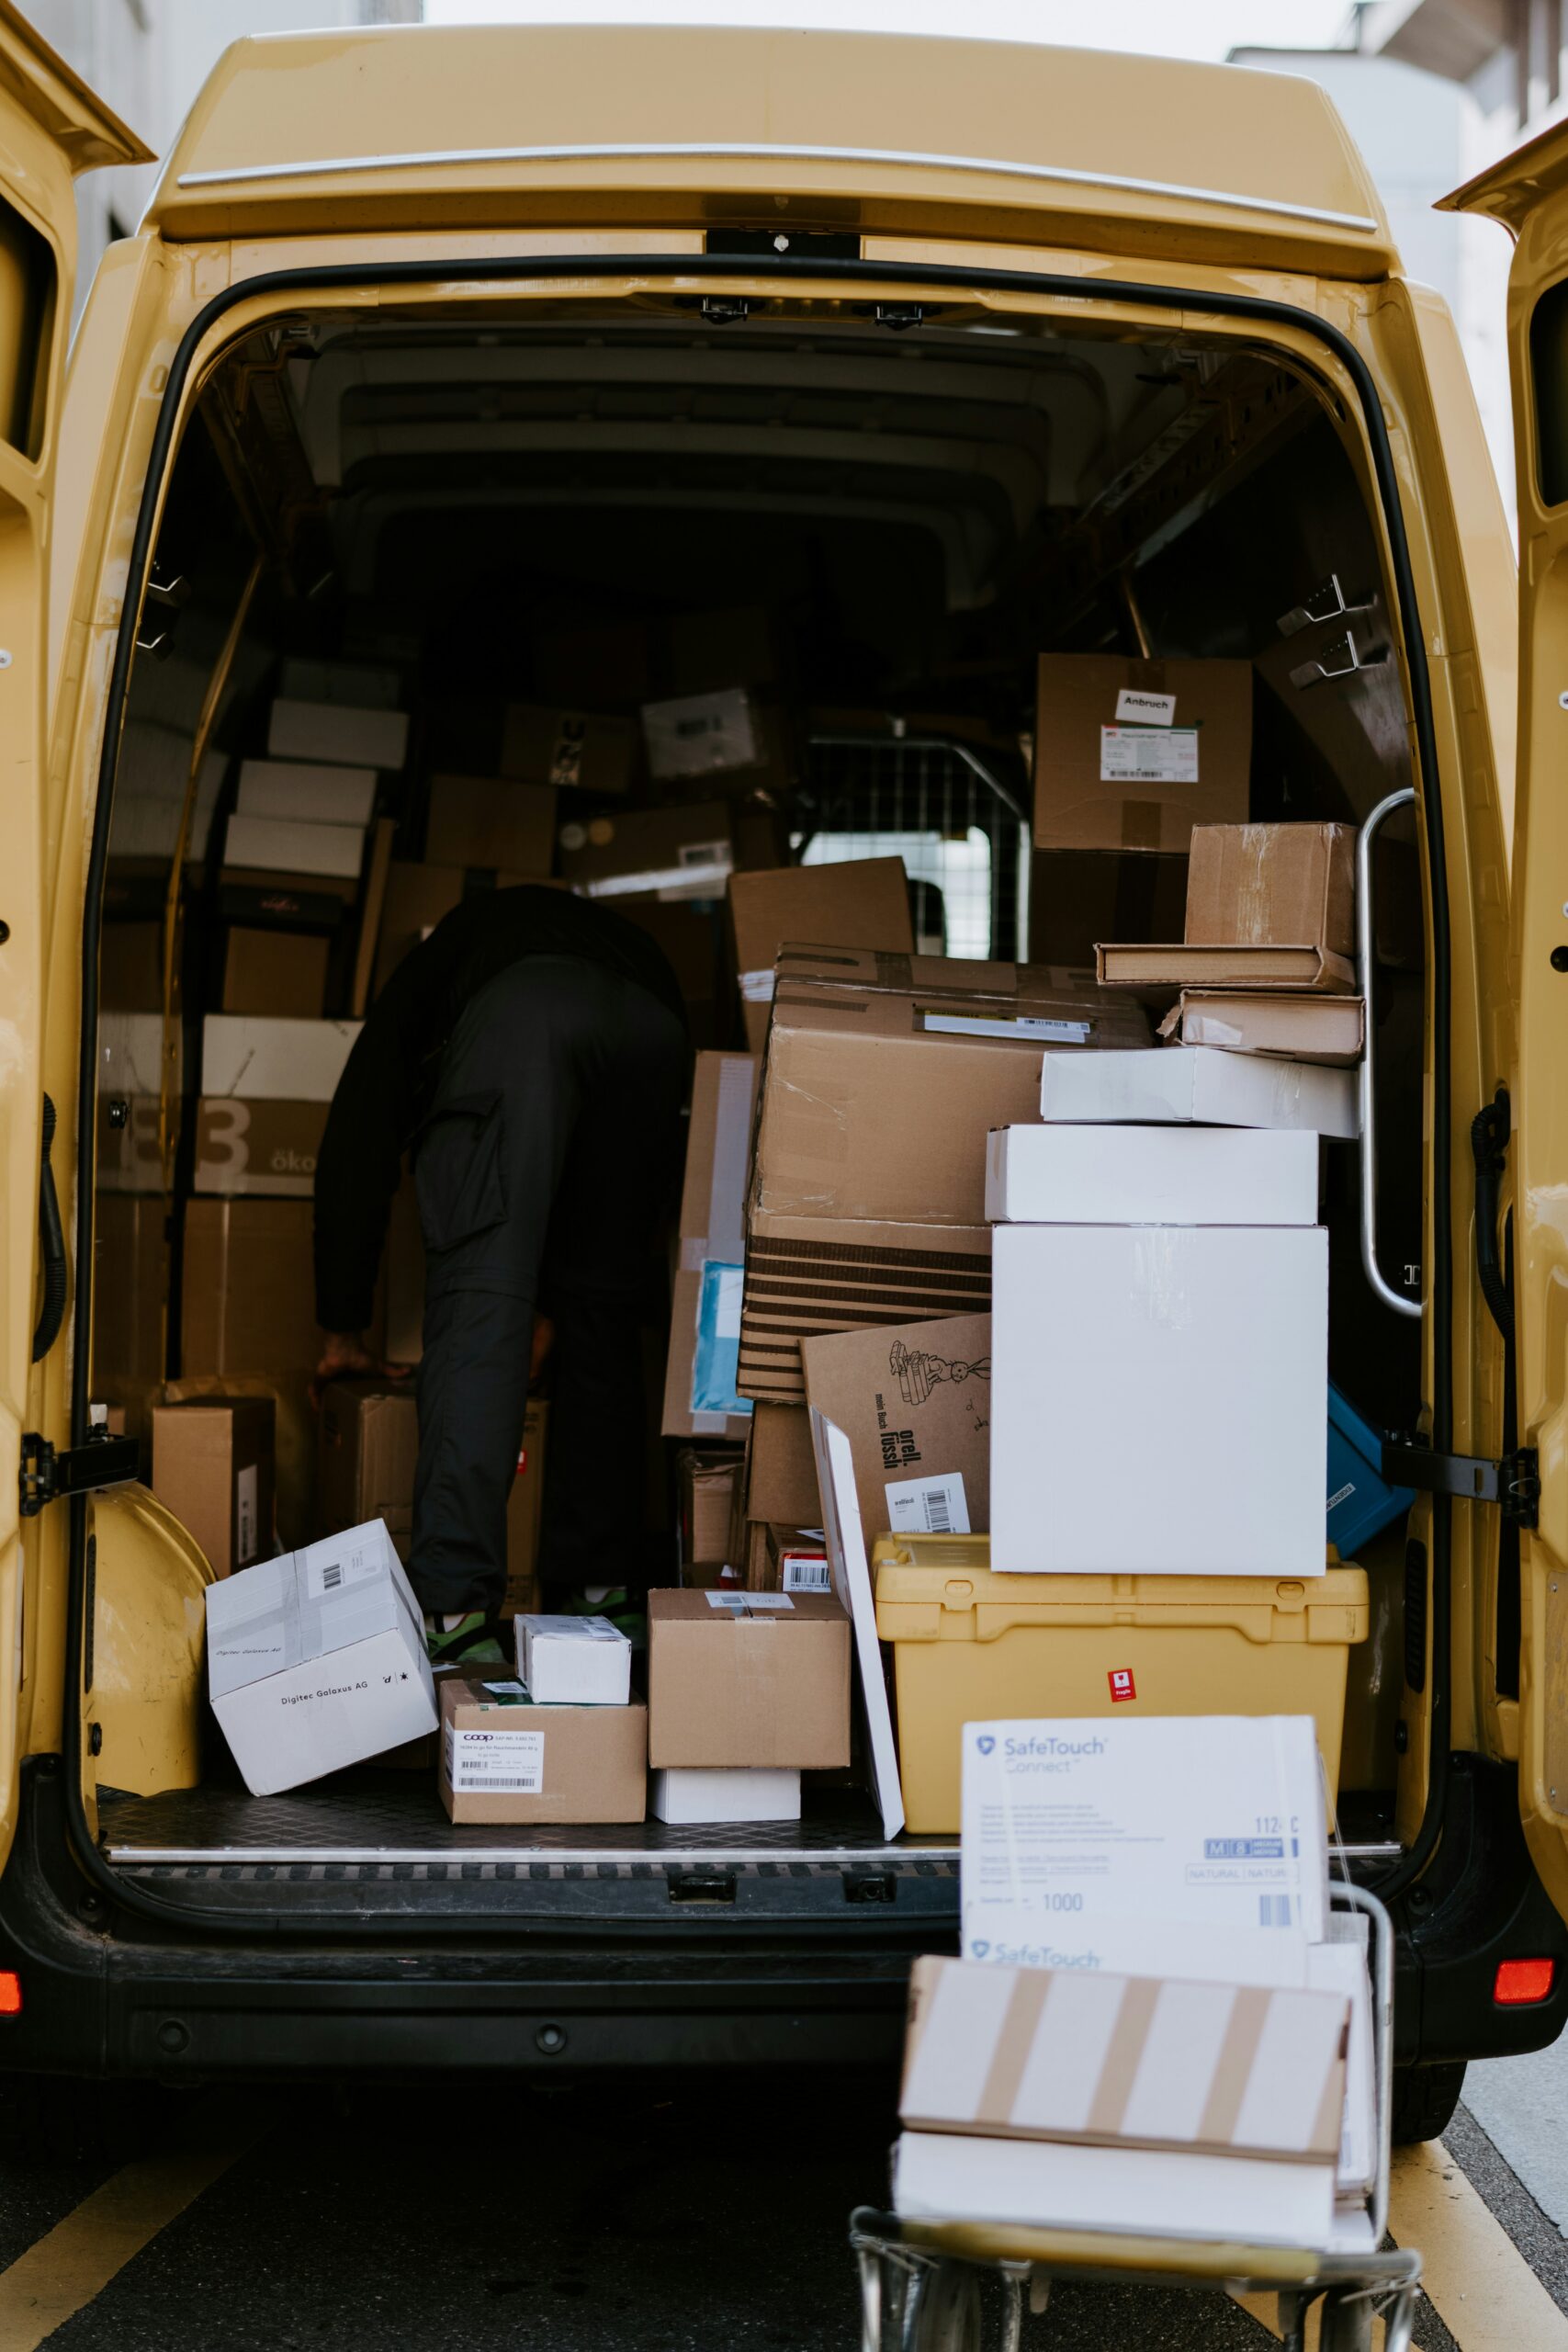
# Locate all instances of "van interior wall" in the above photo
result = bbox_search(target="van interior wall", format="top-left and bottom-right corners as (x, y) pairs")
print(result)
(91, 299), (1422, 1815)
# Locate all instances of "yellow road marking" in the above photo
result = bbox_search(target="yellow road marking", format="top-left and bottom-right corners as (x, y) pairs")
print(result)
(0, 2128), (254, 2352)
(1385, 2142), (1568, 2352)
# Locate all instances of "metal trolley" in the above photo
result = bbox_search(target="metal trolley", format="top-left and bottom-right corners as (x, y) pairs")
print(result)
(851, 1886), (1420, 2352)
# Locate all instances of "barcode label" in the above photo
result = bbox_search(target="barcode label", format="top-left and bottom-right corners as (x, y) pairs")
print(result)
(305, 1537), (381, 1600)
(782, 1554), (831, 1592)
(925, 1491), (953, 1533)
(1258, 1894), (1295, 1928)
(446, 1724), (544, 1794)
(886, 1472), (970, 1538)
(320, 1562), (342, 1590)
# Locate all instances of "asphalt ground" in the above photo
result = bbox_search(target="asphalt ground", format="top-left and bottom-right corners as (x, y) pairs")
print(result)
(0, 2056), (1561, 2351)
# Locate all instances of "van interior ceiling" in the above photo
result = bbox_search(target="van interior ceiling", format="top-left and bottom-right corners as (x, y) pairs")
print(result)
(88, 292), (1424, 1889)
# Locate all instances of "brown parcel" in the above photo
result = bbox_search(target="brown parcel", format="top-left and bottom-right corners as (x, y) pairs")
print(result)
(1158, 990), (1366, 1067)
(727, 857), (914, 1052)
(802, 1312), (991, 1566)
(1095, 943), (1358, 995)
(319, 1383), (418, 1558)
(1185, 822), (1356, 958)
(500, 703), (637, 797)
(191, 1099), (329, 1197)
(648, 1589), (851, 1770)
(1030, 849), (1188, 972)
(558, 799), (735, 898)
(439, 1679), (648, 1825)
(424, 775), (557, 874)
(661, 1050), (759, 1443)
(678, 1447), (745, 1570)
(151, 1396), (275, 1578)
(772, 946), (1140, 1006)
(221, 928), (329, 1019)
(745, 1401), (821, 1527)
(164, 1373), (315, 1553)
(741, 1214), (992, 1405)
(1032, 654), (1252, 855)
(181, 1198), (366, 1377)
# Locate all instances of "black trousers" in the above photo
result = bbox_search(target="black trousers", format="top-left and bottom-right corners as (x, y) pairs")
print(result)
(410, 955), (687, 1617)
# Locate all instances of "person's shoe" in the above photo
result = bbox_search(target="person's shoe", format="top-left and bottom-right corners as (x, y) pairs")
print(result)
(423, 1611), (506, 1667)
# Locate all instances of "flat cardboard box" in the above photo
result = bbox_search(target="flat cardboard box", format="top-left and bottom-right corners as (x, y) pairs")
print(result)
(318, 1382), (418, 1558)
(739, 1211), (992, 1404)
(207, 1519), (435, 1796)
(424, 773), (557, 872)
(1159, 990), (1366, 1067)
(501, 702), (637, 795)
(1037, 1045), (1358, 1139)
(650, 1767), (801, 1823)
(267, 696), (409, 772)
(373, 863), (535, 993)
(807, 1416), (906, 1839)
(192, 1099), (329, 1197)
(236, 759), (378, 829)
(744, 1402), (821, 1527)
(661, 1051), (759, 1442)
(201, 1015), (361, 1102)
(1096, 942), (1357, 994)
(727, 858), (915, 1051)
(439, 1677), (648, 1824)
(516, 1613), (632, 1706)
(678, 1447), (744, 1569)
(505, 1398), (548, 1617)
(221, 928), (329, 1020)
(224, 812), (367, 882)
(151, 1396), (275, 1577)
(1186, 822), (1355, 958)
(1031, 848), (1188, 969)
(560, 800), (735, 901)
(901, 1955), (1347, 2162)
(773, 949), (1149, 1043)
(985, 1125), (1320, 1227)
(648, 1588), (851, 1770)
(1033, 655), (1253, 855)
(802, 1312), (991, 1566)
(990, 1222), (1327, 1576)
(181, 1199), (329, 1377)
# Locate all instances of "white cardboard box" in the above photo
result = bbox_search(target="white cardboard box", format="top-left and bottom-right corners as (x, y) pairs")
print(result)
(224, 811), (367, 880)
(891, 2130), (1335, 2251)
(1038, 1046), (1358, 1139)
(961, 1715), (1328, 1955)
(206, 1519), (436, 1796)
(267, 695), (409, 772)
(990, 1221), (1326, 1576)
(236, 759), (379, 828)
(201, 1015), (362, 1102)
(515, 1613), (632, 1706)
(649, 1767), (802, 1823)
(642, 687), (758, 781)
(985, 1125), (1318, 1227)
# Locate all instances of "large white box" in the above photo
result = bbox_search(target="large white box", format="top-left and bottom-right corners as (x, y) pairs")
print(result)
(515, 1613), (632, 1706)
(649, 1767), (802, 1823)
(1038, 1046), (1357, 1139)
(990, 1221), (1326, 1576)
(201, 1014), (362, 1102)
(236, 759), (378, 828)
(224, 811), (367, 880)
(268, 696), (409, 772)
(206, 1519), (436, 1796)
(985, 1125), (1318, 1227)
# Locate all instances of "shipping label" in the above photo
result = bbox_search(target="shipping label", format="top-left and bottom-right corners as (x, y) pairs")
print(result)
(445, 1722), (545, 1794)
(235, 1464), (259, 1566)
(885, 1471), (970, 1536)
(921, 1012), (1092, 1045)
(306, 1538), (383, 1600)
(1099, 724), (1200, 784)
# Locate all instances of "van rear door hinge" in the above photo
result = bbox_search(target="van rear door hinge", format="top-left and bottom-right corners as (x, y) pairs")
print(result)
(18, 1431), (139, 1518)
(1382, 1437), (1540, 1529)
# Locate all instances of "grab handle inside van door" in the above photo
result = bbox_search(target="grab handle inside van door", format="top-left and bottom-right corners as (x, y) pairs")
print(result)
(1358, 788), (1422, 1320)
(32, 1093), (66, 1362)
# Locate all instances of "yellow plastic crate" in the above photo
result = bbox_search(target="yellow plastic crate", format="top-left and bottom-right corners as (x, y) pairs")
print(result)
(873, 1534), (1369, 1834)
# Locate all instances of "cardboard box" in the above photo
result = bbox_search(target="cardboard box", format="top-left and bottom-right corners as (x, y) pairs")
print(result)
(678, 1447), (744, 1569)
(662, 1051), (759, 1442)
(985, 1125), (1320, 1227)
(438, 1677), (648, 1824)
(516, 1613), (632, 1705)
(207, 1520), (435, 1796)
(803, 1418), (907, 1838)
(1036, 1045), (1358, 1139)
(1030, 849), (1188, 969)
(1186, 822), (1356, 958)
(181, 1199), (325, 1376)
(772, 948), (1149, 1036)
(501, 703), (637, 796)
(727, 857), (915, 1051)
(745, 1402), (821, 1527)
(1095, 942), (1357, 994)
(224, 812), (367, 882)
(151, 1396), (275, 1577)
(221, 929), (329, 1020)
(192, 1100), (329, 1198)
(164, 1371), (316, 1553)
(424, 774), (557, 873)
(765, 1528), (832, 1595)
(648, 1588), (851, 1769)
(650, 1767), (801, 1823)
(99, 921), (163, 1011)
(1033, 655), (1253, 854)
(201, 1015), (361, 1102)
(373, 863), (532, 994)
(739, 1212), (992, 1404)
(236, 759), (378, 829)
(803, 1312), (991, 1564)
(505, 1399), (549, 1616)
(267, 696), (409, 772)
(900, 1954), (1348, 2162)
(990, 1222), (1327, 1577)
(1158, 990), (1365, 1067)
(318, 1382), (418, 1556)
(560, 800), (735, 901)
(643, 686), (760, 783)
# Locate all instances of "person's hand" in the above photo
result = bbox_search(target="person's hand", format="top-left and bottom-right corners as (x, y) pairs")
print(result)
(311, 1330), (412, 1410)
(530, 1313), (556, 1382)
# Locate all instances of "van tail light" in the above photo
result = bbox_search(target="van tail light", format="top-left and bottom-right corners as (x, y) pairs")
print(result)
(1494, 1958), (1555, 2006)
(0, 1972), (21, 2016)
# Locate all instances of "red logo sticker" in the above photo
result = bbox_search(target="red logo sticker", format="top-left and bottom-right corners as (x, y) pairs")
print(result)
(1108, 1668), (1136, 1702)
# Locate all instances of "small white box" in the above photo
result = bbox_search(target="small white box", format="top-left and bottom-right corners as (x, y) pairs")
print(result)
(1038, 1046), (1358, 1139)
(985, 1125), (1318, 1227)
(642, 687), (758, 781)
(515, 1613), (632, 1706)
(206, 1519), (436, 1796)
(268, 696), (409, 772)
(201, 1015), (362, 1103)
(224, 811), (367, 880)
(649, 1767), (802, 1823)
(236, 759), (378, 828)
(990, 1221), (1326, 1576)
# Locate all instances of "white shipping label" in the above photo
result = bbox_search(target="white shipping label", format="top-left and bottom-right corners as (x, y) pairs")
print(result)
(705, 1591), (795, 1611)
(781, 1553), (832, 1593)
(235, 1464), (260, 1566)
(1100, 725), (1200, 785)
(739, 968), (777, 1003)
(306, 1538), (383, 1600)
(712, 1266), (744, 1341)
(1114, 687), (1176, 726)
(445, 1722), (545, 1793)
(886, 1472), (970, 1537)
(923, 1012), (1091, 1045)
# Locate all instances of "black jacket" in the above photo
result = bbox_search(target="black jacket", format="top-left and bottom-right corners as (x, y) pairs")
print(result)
(313, 886), (686, 1333)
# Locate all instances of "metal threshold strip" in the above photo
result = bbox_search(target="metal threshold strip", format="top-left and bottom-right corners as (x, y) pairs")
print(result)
(107, 1840), (957, 1869)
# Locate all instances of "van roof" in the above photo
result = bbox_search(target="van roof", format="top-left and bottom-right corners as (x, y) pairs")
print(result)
(146, 24), (1395, 277)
